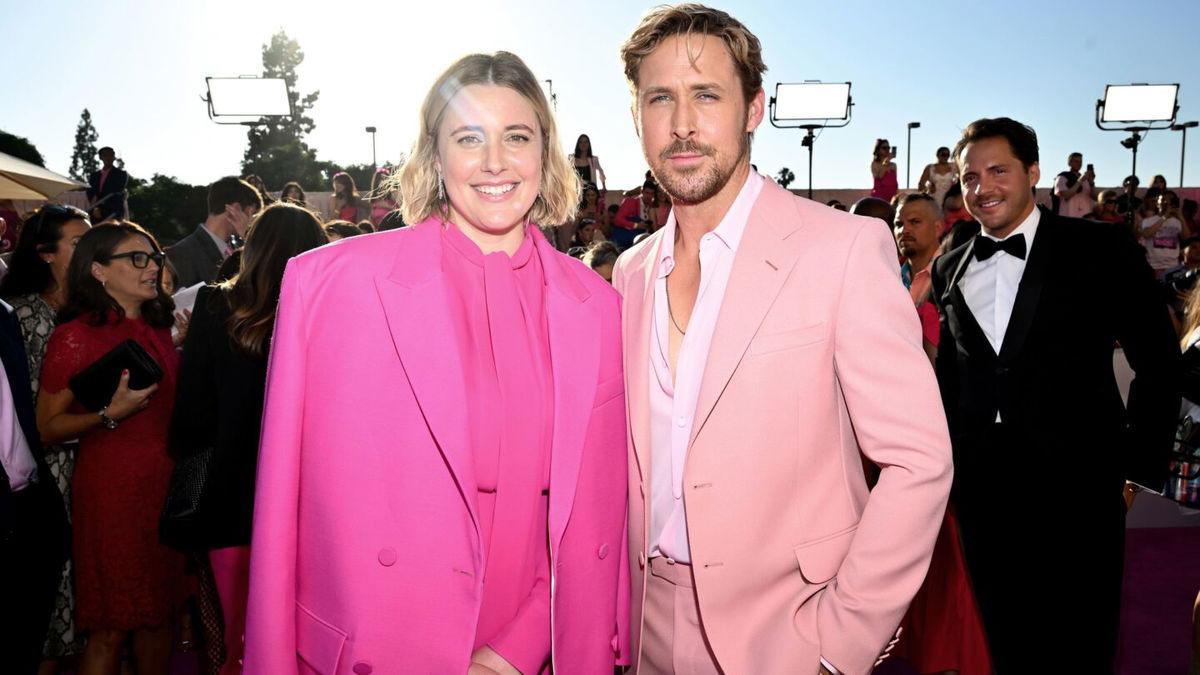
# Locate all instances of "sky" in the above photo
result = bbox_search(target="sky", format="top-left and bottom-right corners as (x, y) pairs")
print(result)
(6, 0), (1200, 192)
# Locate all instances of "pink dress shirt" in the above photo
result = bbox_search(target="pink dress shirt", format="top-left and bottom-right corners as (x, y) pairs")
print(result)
(648, 171), (764, 563)
(0, 354), (37, 491)
(442, 223), (554, 674)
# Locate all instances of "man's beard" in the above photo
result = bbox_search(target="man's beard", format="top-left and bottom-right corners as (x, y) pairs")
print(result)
(650, 132), (749, 205)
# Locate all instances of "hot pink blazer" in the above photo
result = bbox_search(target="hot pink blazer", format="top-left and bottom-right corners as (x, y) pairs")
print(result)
(243, 219), (630, 674)
(613, 181), (953, 675)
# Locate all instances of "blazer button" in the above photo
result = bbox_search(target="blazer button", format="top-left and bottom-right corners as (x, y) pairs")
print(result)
(598, 544), (610, 559)
(353, 662), (373, 675)
(637, 551), (646, 569)
(377, 548), (397, 567)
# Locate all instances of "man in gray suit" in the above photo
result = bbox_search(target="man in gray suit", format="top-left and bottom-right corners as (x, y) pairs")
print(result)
(168, 176), (262, 287)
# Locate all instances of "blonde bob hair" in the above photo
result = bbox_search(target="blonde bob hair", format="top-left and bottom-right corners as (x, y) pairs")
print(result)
(396, 51), (579, 227)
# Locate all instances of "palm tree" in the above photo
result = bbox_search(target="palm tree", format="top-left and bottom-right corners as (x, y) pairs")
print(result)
(776, 167), (795, 189)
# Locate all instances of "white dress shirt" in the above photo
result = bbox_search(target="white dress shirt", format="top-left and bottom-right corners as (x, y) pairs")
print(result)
(959, 207), (1041, 422)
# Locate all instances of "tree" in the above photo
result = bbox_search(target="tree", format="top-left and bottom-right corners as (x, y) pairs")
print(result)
(0, 130), (45, 166)
(69, 109), (100, 181)
(242, 30), (324, 189)
(776, 167), (795, 190)
(126, 174), (209, 245)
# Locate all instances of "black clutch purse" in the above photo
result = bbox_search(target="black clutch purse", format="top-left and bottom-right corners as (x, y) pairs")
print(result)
(68, 338), (164, 411)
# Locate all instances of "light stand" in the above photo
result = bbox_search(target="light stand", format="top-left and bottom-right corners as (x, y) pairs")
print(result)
(365, 126), (378, 169)
(768, 82), (853, 199)
(1096, 83), (1180, 180)
(906, 122), (920, 189)
(203, 76), (293, 126)
(1172, 121), (1198, 188)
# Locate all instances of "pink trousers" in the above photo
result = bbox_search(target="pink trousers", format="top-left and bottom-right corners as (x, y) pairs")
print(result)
(209, 545), (251, 675)
(637, 558), (723, 674)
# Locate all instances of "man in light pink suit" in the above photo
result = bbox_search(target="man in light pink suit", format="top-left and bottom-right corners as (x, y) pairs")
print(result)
(613, 6), (954, 674)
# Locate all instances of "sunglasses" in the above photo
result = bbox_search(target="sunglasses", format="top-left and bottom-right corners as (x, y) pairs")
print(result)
(103, 251), (165, 269)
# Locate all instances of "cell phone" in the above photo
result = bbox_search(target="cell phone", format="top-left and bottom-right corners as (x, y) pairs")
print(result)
(1087, 163), (1094, 172)
(892, 145), (899, 155)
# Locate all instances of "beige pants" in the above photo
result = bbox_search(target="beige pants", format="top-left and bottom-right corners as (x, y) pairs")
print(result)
(637, 558), (723, 674)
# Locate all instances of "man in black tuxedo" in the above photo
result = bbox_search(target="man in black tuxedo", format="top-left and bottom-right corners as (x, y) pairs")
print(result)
(931, 118), (1180, 672)
(86, 146), (128, 222)
(0, 300), (69, 673)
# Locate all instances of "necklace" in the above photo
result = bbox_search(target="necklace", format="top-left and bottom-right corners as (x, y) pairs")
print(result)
(666, 276), (687, 336)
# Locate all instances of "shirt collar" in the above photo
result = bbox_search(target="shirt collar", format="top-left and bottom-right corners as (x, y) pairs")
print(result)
(201, 223), (232, 257)
(981, 205), (1040, 251)
(655, 170), (765, 278)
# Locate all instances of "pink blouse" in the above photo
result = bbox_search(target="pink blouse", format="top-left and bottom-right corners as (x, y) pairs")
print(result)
(441, 221), (554, 674)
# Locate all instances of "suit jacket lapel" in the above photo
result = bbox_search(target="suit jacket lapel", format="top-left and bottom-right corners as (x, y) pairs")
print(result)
(374, 221), (479, 536)
(944, 241), (997, 360)
(998, 209), (1053, 361)
(623, 241), (657, 486)
(535, 232), (598, 551)
(690, 185), (806, 447)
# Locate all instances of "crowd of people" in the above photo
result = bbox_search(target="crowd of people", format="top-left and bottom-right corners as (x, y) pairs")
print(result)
(1, 3), (1197, 675)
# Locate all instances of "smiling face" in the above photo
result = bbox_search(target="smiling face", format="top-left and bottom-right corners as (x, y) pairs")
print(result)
(959, 136), (1040, 238)
(634, 33), (763, 205)
(436, 84), (543, 239)
(91, 234), (161, 310)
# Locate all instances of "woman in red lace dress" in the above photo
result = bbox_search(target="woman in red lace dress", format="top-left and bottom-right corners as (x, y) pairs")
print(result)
(37, 222), (182, 675)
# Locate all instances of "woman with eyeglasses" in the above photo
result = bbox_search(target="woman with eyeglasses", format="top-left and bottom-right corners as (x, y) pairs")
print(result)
(0, 203), (91, 670)
(36, 222), (183, 675)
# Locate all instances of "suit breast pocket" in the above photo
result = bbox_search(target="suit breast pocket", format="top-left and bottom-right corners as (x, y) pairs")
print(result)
(747, 321), (828, 357)
(296, 602), (347, 674)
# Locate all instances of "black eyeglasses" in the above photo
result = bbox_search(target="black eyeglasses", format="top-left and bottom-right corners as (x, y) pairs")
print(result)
(103, 251), (165, 269)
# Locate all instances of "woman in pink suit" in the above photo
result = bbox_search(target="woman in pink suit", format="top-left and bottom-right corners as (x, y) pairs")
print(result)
(243, 51), (629, 675)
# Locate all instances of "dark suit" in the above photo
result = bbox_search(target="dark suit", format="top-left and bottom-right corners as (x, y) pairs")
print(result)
(168, 286), (267, 549)
(931, 207), (1180, 672)
(86, 166), (128, 221)
(168, 225), (226, 289)
(0, 300), (69, 674)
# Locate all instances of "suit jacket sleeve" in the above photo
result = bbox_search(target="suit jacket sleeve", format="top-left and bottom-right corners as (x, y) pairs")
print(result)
(169, 286), (218, 456)
(1108, 226), (1182, 488)
(820, 223), (954, 674)
(243, 259), (308, 673)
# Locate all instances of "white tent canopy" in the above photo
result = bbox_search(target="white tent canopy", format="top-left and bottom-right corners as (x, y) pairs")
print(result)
(0, 151), (88, 200)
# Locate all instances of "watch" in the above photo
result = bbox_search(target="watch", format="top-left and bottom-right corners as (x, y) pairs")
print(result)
(98, 407), (119, 430)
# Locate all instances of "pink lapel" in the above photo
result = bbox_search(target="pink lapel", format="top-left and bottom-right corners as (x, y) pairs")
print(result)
(374, 219), (480, 537)
(690, 183), (808, 447)
(531, 229), (599, 552)
(620, 238), (659, 486)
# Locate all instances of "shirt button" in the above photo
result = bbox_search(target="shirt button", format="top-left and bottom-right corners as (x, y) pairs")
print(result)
(353, 662), (373, 675)
(676, 415), (687, 427)
(377, 548), (397, 566)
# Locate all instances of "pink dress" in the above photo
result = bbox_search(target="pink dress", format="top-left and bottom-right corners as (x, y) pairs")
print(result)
(871, 164), (898, 202)
(442, 222), (554, 674)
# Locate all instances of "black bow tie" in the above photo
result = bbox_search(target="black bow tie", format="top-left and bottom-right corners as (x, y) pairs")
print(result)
(973, 233), (1026, 261)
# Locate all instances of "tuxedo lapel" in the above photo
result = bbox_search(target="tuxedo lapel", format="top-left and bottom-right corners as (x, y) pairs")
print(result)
(690, 187), (806, 447)
(944, 241), (997, 361)
(374, 222), (479, 536)
(536, 233), (598, 551)
(998, 209), (1053, 361)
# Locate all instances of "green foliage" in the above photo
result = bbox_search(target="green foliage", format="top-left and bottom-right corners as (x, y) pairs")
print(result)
(127, 174), (209, 246)
(241, 30), (325, 189)
(0, 130), (45, 166)
(69, 109), (100, 181)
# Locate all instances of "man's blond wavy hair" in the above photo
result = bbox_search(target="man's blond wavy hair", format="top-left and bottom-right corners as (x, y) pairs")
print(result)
(394, 52), (579, 227)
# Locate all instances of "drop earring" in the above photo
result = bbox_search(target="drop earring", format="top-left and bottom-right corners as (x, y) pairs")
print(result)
(437, 172), (445, 203)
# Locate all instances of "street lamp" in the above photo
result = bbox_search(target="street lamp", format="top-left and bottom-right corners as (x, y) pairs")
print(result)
(365, 126), (377, 169)
(906, 122), (921, 189)
(1171, 121), (1198, 188)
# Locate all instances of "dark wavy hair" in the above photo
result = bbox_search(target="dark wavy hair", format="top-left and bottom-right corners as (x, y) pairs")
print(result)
(0, 205), (90, 299)
(218, 203), (328, 359)
(59, 222), (175, 328)
(953, 117), (1039, 170)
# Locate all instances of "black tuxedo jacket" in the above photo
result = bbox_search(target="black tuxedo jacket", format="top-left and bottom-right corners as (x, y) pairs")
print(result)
(931, 207), (1180, 496)
(87, 166), (128, 220)
(0, 300), (68, 547)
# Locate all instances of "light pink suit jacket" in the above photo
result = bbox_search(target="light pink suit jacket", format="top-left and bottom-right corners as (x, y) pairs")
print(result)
(613, 181), (953, 675)
(243, 220), (630, 674)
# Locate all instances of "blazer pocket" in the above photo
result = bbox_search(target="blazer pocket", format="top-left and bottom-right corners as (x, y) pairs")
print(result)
(593, 374), (625, 407)
(793, 523), (857, 584)
(748, 321), (828, 357)
(296, 602), (347, 675)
